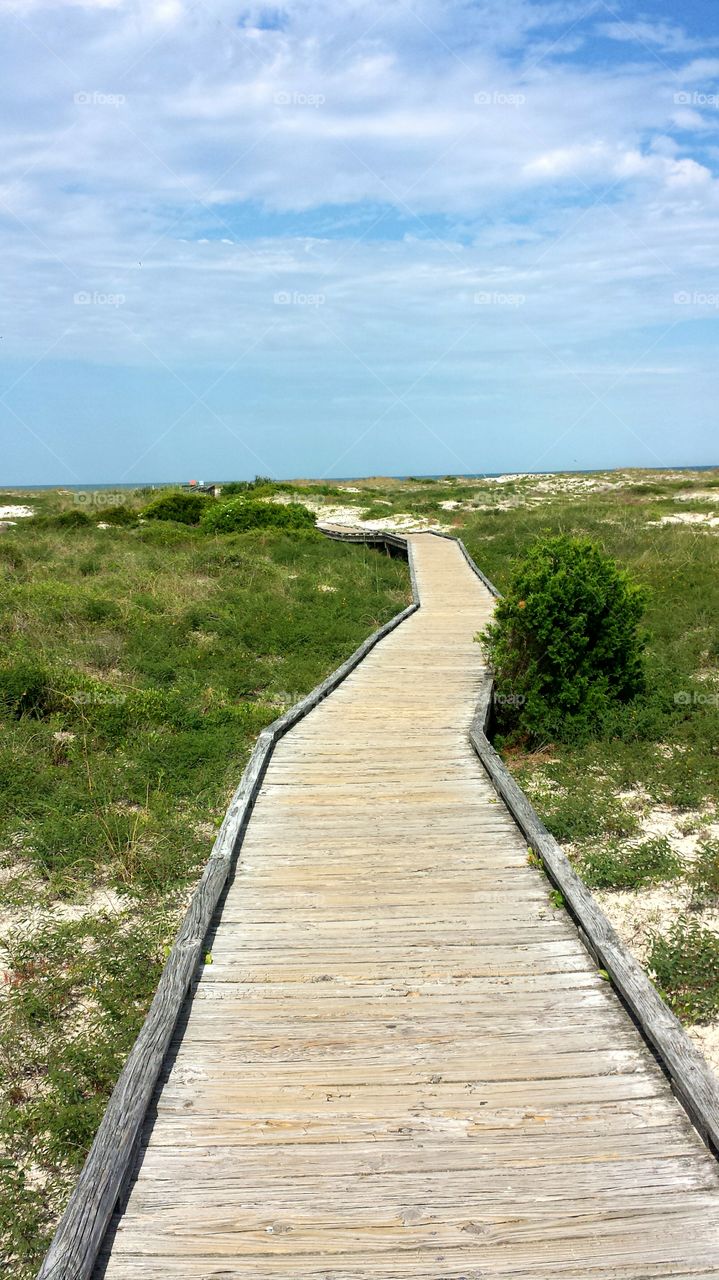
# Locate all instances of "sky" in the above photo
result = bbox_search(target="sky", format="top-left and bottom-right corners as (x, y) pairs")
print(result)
(1, 0), (718, 484)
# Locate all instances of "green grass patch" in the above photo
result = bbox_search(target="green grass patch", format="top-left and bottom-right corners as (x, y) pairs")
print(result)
(577, 836), (682, 890)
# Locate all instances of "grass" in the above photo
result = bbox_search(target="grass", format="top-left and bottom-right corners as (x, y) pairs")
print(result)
(0, 495), (409, 1276)
(576, 836), (682, 891)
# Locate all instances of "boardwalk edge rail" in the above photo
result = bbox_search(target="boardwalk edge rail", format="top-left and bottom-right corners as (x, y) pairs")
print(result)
(37, 532), (418, 1280)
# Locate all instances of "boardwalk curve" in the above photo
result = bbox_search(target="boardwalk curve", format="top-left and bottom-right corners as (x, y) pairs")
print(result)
(44, 534), (719, 1279)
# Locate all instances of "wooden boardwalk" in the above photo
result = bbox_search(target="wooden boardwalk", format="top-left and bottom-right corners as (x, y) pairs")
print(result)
(98, 534), (719, 1279)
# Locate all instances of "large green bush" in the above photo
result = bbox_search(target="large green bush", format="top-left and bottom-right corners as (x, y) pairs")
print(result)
(142, 491), (207, 525)
(51, 510), (93, 529)
(100, 504), (137, 526)
(481, 534), (646, 745)
(201, 498), (316, 535)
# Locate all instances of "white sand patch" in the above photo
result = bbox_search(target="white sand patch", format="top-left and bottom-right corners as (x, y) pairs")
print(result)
(592, 842), (719, 1080)
(0, 865), (131, 974)
(0, 504), (33, 518)
(687, 1024), (719, 1076)
(594, 882), (692, 965)
(615, 793), (718, 859)
(642, 805), (709, 858)
(651, 512), (719, 529)
(308, 499), (449, 533)
(533, 476), (624, 496)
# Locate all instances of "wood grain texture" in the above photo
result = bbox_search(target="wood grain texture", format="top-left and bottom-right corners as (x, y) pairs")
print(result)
(86, 533), (719, 1280)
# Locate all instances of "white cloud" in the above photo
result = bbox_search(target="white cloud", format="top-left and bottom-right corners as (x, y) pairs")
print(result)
(0, 0), (718, 437)
(595, 19), (714, 54)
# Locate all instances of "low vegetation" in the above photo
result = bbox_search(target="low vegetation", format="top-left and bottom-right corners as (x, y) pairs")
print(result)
(649, 918), (719, 1023)
(200, 497), (316, 534)
(689, 839), (719, 905)
(577, 836), (681, 891)
(0, 495), (408, 1276)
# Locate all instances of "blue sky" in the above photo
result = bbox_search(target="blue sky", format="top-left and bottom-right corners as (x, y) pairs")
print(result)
(1, 0), (718, 483)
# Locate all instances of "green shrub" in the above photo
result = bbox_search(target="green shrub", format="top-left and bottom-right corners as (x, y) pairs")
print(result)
(0, 542), (26, 573)
(220, 476), (283, 496)
(578, 836), (681, 890)
(648, 917), (719, 1022)
(52, 510), (92, 529)
(201, 498), (316, 535)
(0, 741), (52, 822)
(134, 522), (190, 546)
(481, 534), (646, 745)
(78, 553), (103, 576)
(533, 788), (639, 843)
(689, 839), (719, 903)
(142, 491), (207, 525)
(100, 504), (137, 526)
(83, 596), (120, 623)
(361, 503), (394, 520)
